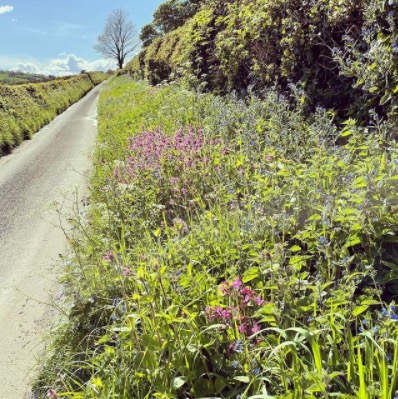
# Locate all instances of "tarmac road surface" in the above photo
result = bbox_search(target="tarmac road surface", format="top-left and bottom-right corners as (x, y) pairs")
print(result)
(0, 82), (104, 398)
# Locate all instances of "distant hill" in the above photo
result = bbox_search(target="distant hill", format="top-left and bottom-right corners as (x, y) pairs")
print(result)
(0, 70), (57, 85)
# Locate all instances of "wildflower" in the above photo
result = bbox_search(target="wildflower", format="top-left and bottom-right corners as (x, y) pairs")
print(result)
(386, 354), (392, 362)
(253, 368), (261, 375)
(234, 340), (244, 353)
(181, 187), (188, 196)
(371, 326), (378, 334)
(307, 316), (314, 322)
(382, 308), (389, 317)
(220, 281), (231, 295)
(318, 236), (329, 246)
(362, 319), (369, 326)
(103, 251), (115, 262)
(238, 323), (248, 334)
(232, 360), (238, 369)
(47, 389), (58, 399)
(251, 323), (261, 335)
(381, 306), (398, 320)
(123, 267), (132, 276)
(240, 286), (255, 302)
(265, 154), (274, 162)
(256, 296), (265, 306)
(232, 277), (243, 290)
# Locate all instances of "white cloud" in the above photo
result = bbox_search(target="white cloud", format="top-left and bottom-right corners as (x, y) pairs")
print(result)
(11, 62), (40, 74)
(0, 5), (13, 15)
(4, 54), (116, 76)
(47, 54), (115, 75)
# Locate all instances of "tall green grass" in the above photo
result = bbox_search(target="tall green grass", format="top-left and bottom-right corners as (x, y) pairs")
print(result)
(0, 72), (107, 156)
(35, 76), (398, 398)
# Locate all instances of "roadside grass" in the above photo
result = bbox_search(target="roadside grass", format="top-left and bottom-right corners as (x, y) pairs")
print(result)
(0, 72), (107, 156)
(35, 76), (398, 398)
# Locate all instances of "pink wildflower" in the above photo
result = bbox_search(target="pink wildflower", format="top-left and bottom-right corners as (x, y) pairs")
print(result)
(240, 287), (255, 301)
(123, 267), (132, 276)
(103, 251), (115, 262)
(256, 296), (265, 306)
(221, 309), (232, 320)
(181, 187), (188, 195)
(251, 323), (261, 335)
(265, 154), (275, 162)
(232, 277), (242, 290)
(238, 323), (248, 334)
(47, 389), (58, 399)
(220, 281), (231, 295)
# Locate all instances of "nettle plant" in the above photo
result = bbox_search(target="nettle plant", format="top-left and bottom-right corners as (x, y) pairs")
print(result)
(334, 0), (398, 119)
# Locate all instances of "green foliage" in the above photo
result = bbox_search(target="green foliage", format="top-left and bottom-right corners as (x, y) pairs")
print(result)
(152, 0), (201, 34)
(140, 23), (160, 47)
(0, 72), (107, 156)
(128, 0), (398, 122)
(35, 77), (398, 398)
(0, 70), (57, 84)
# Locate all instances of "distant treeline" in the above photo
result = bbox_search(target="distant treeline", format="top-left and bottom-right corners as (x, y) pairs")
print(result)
(0, 72), (108, 156)
(126, 0), (398, 123)
(0, 70), (60, 85)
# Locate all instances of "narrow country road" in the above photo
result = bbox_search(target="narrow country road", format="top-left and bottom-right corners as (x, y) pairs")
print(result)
(0, 83), (104, 398)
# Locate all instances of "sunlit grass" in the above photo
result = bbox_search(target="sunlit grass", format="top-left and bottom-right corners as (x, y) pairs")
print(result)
(35, 76), (398, 399)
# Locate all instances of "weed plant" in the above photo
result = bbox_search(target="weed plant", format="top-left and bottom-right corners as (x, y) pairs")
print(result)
(36, 76), (398, 399)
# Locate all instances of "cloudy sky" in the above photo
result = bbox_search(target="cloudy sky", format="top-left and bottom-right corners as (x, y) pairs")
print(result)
(0, 0), (164, 75)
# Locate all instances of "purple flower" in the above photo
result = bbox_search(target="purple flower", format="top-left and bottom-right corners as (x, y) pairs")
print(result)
(103, 251), (115, 262)
(382, 308), (389, 317)
(251, 323), (261, 335)
(233, 340), (244, 353)
(232, 277), (242, 290)
(256, 296), (265, 306)
(220, 281), (231, 295)
(238, 323), (248, 334)
(47, 390), (58, 399)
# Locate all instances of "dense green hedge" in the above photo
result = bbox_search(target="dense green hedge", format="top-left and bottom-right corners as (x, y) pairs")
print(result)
(0, 72), (107, 156)
(126, 0), (398, 121)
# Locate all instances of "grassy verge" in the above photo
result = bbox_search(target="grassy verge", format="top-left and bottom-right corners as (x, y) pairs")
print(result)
(36, 76), (398, 399)
(0, 72), (107, 156)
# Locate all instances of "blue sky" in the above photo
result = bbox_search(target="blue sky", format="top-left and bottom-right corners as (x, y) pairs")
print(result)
(0, 0), (164, 75)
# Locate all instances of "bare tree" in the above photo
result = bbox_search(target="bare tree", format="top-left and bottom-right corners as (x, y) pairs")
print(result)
(94, 9), (139, 69)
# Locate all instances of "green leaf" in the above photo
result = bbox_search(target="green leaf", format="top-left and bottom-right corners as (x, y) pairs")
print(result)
(234, 376), (250, 383)
(290, 245), (302, 252)
(243, 266), (260, 283)
(352, 305), (369, 317)
(380, 93), (392, 105)
(352, 176), (367, 188)
(382, 261), (398, 271)
(173, 376), (187, 389)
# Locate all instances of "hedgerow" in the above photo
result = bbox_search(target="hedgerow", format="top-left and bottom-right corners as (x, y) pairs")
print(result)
(35, 76), (398, 399)
(0, 72), (107, 156)
(126, 0), (398, 121)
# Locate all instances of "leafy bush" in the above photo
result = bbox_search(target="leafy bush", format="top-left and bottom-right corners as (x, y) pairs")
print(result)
(127, 0), (398, 122)
(35, 77), (398, 399)
(0, 72), (107, 156)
